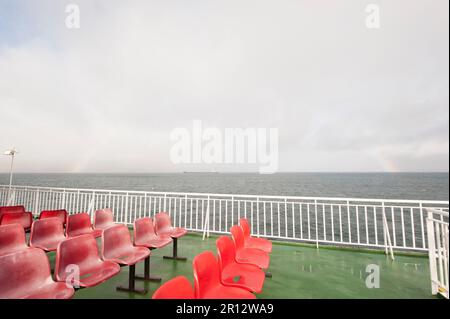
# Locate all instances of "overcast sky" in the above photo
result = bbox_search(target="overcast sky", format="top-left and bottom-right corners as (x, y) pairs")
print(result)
(0, 0), (448, 173)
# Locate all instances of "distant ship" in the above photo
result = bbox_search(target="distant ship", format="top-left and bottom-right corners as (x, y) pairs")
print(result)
(182, 171), (219, 174)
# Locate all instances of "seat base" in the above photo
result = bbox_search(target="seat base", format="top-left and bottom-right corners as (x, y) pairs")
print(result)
(163, 255), (187, 261)
(116, 285), (147, 294)
(116, 264), (147, 294)
(135, 255), (162, 282)
(163, 237), (187, 261)
(135, 274), (162, 282)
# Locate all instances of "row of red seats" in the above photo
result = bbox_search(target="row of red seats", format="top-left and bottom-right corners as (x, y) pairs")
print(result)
(152, 218), (272, 299)
(0, 209), (187, 299)
(0, 208), (113, 255)
(0, 206), (116, 234)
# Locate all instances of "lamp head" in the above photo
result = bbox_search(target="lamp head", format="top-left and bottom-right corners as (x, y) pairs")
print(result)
(4, 149), (18, 156)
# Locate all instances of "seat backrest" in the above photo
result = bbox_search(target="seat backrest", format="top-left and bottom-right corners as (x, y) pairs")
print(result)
(0, 205), (26, 219)
(102, 224), (133, 259)
(154, 212), (172, 233)
(152, 276), (195, 299)
(0, 247), (53, 298)
(40, 209), (68, 225)
(239, 218), (251, 238)
(216, 236), (237, 271)
(0, 212), (33, 230)
(134, 217), (156, 244)
(66, 213), (92, 236)
(230, 225), (245, 250)
(55, 234), (101, 281)
(94, 208), (114, 229)
(193, 251), (221, 298)
(0, 224), (28, 256)
(30, 218), (65, 245)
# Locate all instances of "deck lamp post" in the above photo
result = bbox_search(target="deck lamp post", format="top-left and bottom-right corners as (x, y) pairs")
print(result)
(4, 148), (18, 201)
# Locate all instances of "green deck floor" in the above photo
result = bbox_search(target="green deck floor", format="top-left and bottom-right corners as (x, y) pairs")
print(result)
(46, 232), (434, 299)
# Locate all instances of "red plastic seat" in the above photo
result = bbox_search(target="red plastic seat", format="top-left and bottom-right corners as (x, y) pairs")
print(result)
(230, 226), (270, 270)
(94, 208), (115, 231)
(193, 251), (256, 299)
(0, 247), (74, 299)
(154, 212), (187, 260)
(66, 213), (102, 238)
(154, 212), (187, 238)
(133, 217), (173, 281)
(0, 205), (33, 231)
(30, 218), (66, 252)
(152, 276), (195, 299)
(134, 217), (173, 249)
(39, 209), (68, 226)
(240, 218), (272, 253)
(216, 236), (265, 293)
(0, 224), (28, 256)
(55, 234), (120, 288)
(102, 224), (150, 293)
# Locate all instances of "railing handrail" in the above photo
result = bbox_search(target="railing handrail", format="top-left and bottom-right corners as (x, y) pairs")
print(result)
(1, 184), (448, 205)
(426, 208), (450, 218)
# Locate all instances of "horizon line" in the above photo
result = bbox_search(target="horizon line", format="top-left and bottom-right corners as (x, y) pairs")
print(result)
(0, 171), (448, 174)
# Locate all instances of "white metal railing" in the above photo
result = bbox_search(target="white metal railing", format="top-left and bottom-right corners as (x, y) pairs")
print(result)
(426, 208), (449, 299)
(1, 185), (448, 254)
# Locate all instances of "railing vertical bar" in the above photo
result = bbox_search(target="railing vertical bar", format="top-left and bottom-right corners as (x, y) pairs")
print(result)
(244, 200), (247, 219)
(277, 202), (281, 237)
(435, 221), (444, 287)
(365, 206), (369, 244)
(196, 199), (199, 230)
(250, 201), (254, 234)
(307, 203), (311, 239)
(271, 202), (274, 237)
(373, 206), (378, 245)
(314, 200), (318, 247)
(225, 200), (228, 232)
(356, 205), (360, 244)
(263, 201), (267, 236)
(331, 205), (335, 242)
(401, 207), (406, 247)
(190, 199), (193, 229)
(440, 222), (448, 289)
(347, 201), (352, 243)
(219, 199), (222, 233)
(299, 203), (303, 239)
(291, 202), (295, 239)
(411, 208), (416, 249)
(420, 203), (425, 249)
(231, 197), (235, 227)
(256, 198), (260, 237)
(213, 199), (216, 232)
(391, 207), (397, 247)
(184, 195), (188, 228)
(339, 205), (343, 242)
(285, 199), (288, 237)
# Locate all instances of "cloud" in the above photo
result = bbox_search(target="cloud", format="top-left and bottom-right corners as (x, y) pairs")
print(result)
(0, 0), (448, 172)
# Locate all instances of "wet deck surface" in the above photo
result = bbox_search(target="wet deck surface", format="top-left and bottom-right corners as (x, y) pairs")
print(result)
(45, 232), (433, 299)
